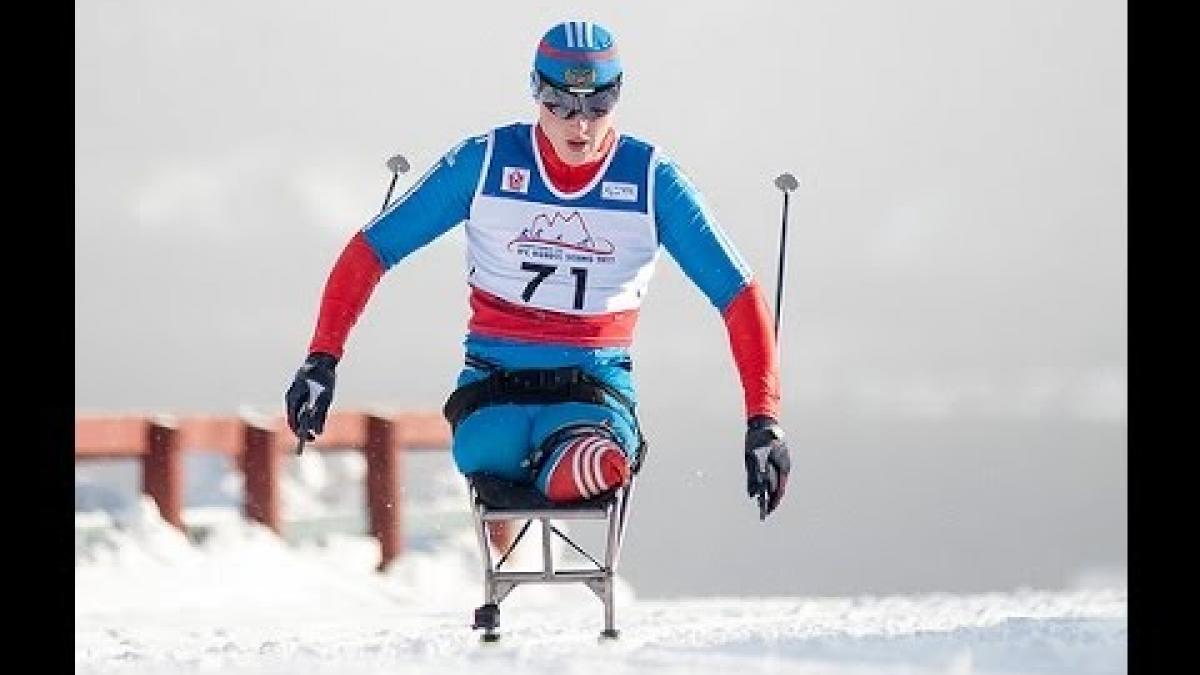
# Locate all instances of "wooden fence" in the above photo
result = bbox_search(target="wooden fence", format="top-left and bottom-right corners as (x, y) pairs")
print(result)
(74, 410), (454, 571)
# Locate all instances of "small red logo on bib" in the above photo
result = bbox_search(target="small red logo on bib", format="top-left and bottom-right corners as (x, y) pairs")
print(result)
(502, 167), (530, 194)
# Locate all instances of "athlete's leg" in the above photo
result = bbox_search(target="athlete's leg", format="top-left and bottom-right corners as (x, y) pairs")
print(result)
(531, 402), (639, 503)
(451, 404), (535, 482)
(451, 403), (537, 555)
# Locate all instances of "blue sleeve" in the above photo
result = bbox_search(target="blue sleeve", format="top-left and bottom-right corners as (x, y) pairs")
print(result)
(359, 134), (487, 270)
(654, 157), (754, 312)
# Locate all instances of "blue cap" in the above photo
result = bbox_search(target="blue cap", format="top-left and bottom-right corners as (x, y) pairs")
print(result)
(532, 21), (622, 93)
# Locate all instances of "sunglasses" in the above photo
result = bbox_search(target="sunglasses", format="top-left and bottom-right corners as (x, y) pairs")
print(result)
(533, 74), (622, 121)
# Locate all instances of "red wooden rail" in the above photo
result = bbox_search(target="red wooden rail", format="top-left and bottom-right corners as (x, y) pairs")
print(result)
(74, 410), (453, 571)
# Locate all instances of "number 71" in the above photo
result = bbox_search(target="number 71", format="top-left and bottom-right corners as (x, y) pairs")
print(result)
(520, 262), (588, 310)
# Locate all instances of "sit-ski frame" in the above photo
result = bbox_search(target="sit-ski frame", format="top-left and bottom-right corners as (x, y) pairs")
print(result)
(467, 474), (638, 641)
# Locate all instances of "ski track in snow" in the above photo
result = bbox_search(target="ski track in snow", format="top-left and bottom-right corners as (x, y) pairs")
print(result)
(76, 499), (1126, 675)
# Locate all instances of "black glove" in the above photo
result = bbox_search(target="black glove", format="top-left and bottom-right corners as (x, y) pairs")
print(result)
(744, 415), (791, 520)
(285, 352), (338, 441)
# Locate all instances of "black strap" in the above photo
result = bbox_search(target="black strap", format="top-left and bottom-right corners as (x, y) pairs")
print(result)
(444, 367), (607, 424)
(444, 358), (649, 474)
(446, 362), (635, 426)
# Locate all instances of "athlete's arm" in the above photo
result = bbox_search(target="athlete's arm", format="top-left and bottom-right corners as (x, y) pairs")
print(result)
(653, 156), (781, 422)
(307, 134), (488, 359)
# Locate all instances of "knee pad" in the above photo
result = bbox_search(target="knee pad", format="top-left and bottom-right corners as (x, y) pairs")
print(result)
(534, 423), (632, 502)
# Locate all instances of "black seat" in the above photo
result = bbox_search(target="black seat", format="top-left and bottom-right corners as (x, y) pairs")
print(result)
(467, 472), (618, 511)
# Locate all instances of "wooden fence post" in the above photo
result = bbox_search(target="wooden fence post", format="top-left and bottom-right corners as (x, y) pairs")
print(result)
(364, 414), (400, 572)
(241, 421), (281, 534)
(142, 419), (183, 530)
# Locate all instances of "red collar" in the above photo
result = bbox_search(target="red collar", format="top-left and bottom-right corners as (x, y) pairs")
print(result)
(534, 124), (616, 194)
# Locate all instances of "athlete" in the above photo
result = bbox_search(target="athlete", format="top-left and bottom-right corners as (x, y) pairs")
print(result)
(285, 20), (791, 519)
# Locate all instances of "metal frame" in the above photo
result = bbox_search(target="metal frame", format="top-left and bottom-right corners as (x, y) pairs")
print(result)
(468, 476), (638, 639)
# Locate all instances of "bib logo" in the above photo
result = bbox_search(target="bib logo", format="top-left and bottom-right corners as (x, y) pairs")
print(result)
(508, 211), (617, 264)
(601, 181), (638, 202)
(502, 167), (530, 194)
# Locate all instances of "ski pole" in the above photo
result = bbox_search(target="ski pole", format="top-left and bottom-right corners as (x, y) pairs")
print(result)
(297, 154), (409, 456)
(772, 173), (799, 347)
(750, 172), (799, 520)
(380, 154), (410, 213)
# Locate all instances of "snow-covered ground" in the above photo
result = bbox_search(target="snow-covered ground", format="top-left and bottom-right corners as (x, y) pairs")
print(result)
(76, 455), (1126, 675)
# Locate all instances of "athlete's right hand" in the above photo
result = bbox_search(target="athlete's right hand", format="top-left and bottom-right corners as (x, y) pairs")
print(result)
(285, 352), (338, 441)
(744, 415), (791, 521)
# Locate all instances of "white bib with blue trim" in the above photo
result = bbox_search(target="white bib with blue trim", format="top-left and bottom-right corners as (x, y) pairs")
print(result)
(466, 124), (660, 315)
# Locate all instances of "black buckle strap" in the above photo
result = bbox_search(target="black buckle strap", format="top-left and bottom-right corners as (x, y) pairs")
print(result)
(444, 366), (611, 429)
(499, 367), (585, 392)
(444, 359), (650, 475)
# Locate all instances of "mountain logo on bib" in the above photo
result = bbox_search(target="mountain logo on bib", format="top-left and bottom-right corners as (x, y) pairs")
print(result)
(508, 210), (616, 255)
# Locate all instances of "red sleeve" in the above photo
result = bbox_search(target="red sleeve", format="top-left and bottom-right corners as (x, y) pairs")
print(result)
(721, 280), (781, 421)
(307, 232), (386, 360)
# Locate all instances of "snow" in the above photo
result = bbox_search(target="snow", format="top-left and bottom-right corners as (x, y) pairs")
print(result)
(76, 457), (1126, 675)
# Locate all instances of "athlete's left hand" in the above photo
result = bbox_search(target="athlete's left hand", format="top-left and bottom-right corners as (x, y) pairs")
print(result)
(744, 416), (791, 520)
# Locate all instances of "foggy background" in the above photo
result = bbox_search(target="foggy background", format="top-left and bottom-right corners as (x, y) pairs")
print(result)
(75, 0), (1126, 598)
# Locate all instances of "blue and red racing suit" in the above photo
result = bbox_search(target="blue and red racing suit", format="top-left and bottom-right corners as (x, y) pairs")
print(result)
(306, 122), (780, 502)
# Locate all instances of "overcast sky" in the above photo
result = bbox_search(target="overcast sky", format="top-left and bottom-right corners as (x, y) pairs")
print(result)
(75, 0), (1126, 596)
